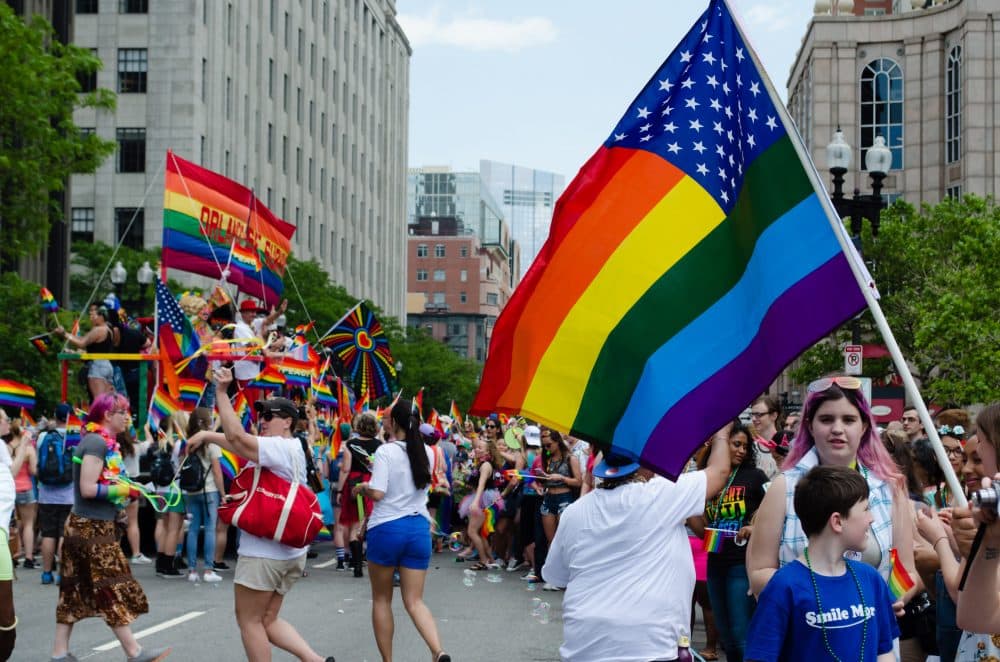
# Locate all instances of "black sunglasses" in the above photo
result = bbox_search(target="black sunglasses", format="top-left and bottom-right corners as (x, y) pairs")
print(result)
(261, 412), (289, 422)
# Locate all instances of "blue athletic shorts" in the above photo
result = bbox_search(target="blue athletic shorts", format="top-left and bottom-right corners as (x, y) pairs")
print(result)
(366, 514), (432, 570)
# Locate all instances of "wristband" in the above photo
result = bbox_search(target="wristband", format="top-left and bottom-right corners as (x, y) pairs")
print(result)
(95, 483), (106, 500)
(0, 616), (17, 632)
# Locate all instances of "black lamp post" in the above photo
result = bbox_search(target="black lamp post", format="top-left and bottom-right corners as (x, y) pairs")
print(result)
(825, 128), (891, 344)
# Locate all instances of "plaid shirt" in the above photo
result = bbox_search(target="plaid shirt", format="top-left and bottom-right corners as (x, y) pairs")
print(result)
(779, 448), (894, 581)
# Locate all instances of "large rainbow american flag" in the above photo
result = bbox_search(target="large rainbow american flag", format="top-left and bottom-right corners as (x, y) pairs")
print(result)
(471, 0), (870, 478)
(161, 151), (296, 307)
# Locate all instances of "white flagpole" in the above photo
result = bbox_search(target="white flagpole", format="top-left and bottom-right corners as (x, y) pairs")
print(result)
(723, 0), (966, 506)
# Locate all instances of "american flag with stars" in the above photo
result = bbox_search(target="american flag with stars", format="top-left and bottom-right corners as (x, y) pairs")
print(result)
(607, 0), (784, 215)
(155, 277), (201, 366)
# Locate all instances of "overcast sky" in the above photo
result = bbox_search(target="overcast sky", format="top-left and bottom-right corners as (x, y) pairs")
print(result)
(398, 0), (815, 183)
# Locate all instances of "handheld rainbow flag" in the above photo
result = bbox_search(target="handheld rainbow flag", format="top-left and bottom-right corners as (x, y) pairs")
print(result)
(231, 392), (252, 430)
(470, 0), (870, 478)
(29, 333), (53, 355)
(311, 375), (337, 409)
(18, 407), (37, 428)
(412, 387), (424, 421)
(162, 150), (296, 306)
(337, 378), (353, 421)
(0, 380), (35, 409)
(65, 413), (82, 447)
(888, 548), (915, 599)
(40, 287), (59, 313)
(219, 448), (247, 481)
(449, 401), (463, 428)
(178, 378), (207, 410)
(329, 416), (344, 458)
(148, 387), (183, 429)
(251, 364), (287, 390)
(702, 527), (737, 553)
(319, 301), (397, 400)
(275, 356), (315, 388)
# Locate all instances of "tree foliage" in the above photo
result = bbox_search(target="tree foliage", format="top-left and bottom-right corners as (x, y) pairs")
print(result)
(70, 241), (181, 315)
(792, 195), (1000, 405)
(0, 5), (116, 264)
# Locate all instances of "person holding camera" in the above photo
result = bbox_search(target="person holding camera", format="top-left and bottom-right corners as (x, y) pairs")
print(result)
(185, 367), (334, 662)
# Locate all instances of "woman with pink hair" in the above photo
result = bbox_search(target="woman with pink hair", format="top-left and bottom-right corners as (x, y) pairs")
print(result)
(747, 376), (917, 603)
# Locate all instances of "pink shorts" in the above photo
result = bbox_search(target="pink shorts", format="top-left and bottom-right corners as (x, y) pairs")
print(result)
(689, 535), (707, 582)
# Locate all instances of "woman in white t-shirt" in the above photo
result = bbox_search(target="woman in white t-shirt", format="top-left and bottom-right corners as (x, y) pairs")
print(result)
(353, 400), (450, 662)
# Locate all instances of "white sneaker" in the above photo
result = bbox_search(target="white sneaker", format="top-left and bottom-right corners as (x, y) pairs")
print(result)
(506, 558), (519, 572)
(542, 583), (562, 591)
(187, 570), (199, 583)
(202, 570), (223, 583)
(131, 553), (152, 565)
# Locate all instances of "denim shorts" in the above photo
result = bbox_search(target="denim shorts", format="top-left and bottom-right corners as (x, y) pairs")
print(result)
(366, 514), (432, 570)
(14, 490), (36, 506)
(540, 491), (574, 516)
(88, 359), (114, 383)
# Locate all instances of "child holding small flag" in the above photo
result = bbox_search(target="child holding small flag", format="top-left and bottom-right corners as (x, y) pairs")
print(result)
(745, 466), (900, 662)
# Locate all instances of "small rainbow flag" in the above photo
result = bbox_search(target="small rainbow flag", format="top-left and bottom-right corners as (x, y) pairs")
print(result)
(148, 387), (183, 429)
(276, 357), (315, 388)
(65, 413), (82, 447)
(231, 392), (252, 430)
(40, 287), (59, 313)
(230, 240), (262, 272)
(29, 333), (53, 354)
(0, 380), (35, 409)
(18, 407), (37, 428)
(178, 378), (207, 410)
(329, 415), (344, 458)
(219, 448), (247, 481)
(412, 387), (424, 421)
(251, 364), (287, 390)
(311, 376), (336, 409)
(449, 400), (463, 427)
(888, 548), (915, 599)
(702, 527), (734, 553)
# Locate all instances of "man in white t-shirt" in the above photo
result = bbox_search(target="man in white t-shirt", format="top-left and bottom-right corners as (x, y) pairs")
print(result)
(542, 430), (731, 662)
(188, 368), (334, 662)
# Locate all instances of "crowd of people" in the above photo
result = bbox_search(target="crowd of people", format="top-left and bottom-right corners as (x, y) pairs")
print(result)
(3, 290), (1000, 662)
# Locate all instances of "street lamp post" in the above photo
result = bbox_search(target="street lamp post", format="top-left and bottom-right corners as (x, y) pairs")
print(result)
(825, 129), (890, 344)
(110, 260), (127, 302)
(136, 260), (154, 314)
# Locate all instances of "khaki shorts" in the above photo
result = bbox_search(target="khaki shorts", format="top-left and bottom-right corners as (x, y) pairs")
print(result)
(234, 554), (306, 595)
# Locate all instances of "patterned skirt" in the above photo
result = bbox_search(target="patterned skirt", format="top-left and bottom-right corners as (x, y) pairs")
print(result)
(57, 513), (149, 627)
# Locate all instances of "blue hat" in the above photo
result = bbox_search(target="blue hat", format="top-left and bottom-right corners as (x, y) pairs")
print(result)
(593, 450), (641, 479)
(54, 403), (72, 423)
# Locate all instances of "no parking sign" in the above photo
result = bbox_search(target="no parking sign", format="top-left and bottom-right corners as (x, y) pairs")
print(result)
(844, 345), (863, 376)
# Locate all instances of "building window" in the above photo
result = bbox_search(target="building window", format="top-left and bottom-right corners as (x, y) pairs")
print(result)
(416, 269), (428, 282)
(116, 128), (145, 172)
(460, 245), (468, 258)
(119, 0), (148, 13)
(267, 123), (273, 162)
(77, 0), (98, 13)
(416, 244), (428, 258)
(268, 58), (274, 98)
(433, 269), (446, 282)
(946, 185), (962, 199)
(460, 269), (467, 282)
(283, 74), (289, 112)
(459, 292), (467, 304)
(432, 292), (446, 305)
(434, 244), (445, 258)
(78, 48), (98, 93)
(114, 207), (144, 250)
(860, 58), (904, 170)
(486, 292), (498, 306)
(71, 207), (95, 242)
(946, 45), (962, 164)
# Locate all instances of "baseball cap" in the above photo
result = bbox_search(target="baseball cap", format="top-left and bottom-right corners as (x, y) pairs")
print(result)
(524, 425), (541, 447)
(239, 299), (264, 313)
(253, 397), (299, 420)
(593, 450), (641, 479)
(54, 403), (72, 423)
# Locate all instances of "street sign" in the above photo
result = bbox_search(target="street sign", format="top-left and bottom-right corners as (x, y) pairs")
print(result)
(844, 344), (863, 376)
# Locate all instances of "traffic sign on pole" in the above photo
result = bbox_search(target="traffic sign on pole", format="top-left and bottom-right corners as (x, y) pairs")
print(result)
(844, 345), (863, 376)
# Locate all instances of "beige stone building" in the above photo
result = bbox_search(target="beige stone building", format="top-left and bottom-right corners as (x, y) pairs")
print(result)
(788, 0), (999, 204)
(69, 0), (410, 320)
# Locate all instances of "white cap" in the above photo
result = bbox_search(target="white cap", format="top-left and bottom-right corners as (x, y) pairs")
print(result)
(524, 425), (542, 447)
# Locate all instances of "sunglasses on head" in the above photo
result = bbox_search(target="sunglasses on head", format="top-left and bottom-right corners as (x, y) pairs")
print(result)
(807, 376), (862, 393)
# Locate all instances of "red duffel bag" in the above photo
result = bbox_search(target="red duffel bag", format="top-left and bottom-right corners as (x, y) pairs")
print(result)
(219, 464), (324, 548)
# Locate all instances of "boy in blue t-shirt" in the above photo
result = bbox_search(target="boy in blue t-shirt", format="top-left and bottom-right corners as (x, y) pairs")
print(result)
(746, 466), (899, 662)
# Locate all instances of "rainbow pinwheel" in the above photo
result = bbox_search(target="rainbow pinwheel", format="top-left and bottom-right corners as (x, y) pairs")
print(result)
(320, 302), (396, 400)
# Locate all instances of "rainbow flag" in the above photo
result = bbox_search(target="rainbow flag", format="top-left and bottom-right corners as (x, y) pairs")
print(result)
(412, 387), (424, 421)
(336, 378), (353, 421)
(231, 392), (252, 430)
(319, 301), (397, 400)
(329, 415), (344, 458)
(292, 322), (314, 346)
(449, 400), (463, 428)
(471, 0), (869, 478)
(148, 387), (183, 429)
(702, 528), (734, 553)
(29, 333), (53, 355)
(888, 548), (915, 599)
(251, 364), (287, 390)
(161, 150), (296, 307)
(0, 380), (35, 409)
(219, 448), (247, 481)
(312, 376), (336, 409)
(178, 378), (207, 410)
(18, 407), (37, 428)
(275, 356), (315, 388)
(65, 413), (82, 447)
(40, 287), (59, 313)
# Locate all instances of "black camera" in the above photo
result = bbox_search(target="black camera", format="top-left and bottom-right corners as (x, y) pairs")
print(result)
(971, 486), (998, 515)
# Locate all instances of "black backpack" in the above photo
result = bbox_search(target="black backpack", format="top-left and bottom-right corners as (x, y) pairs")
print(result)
(147, 445), (176, 487)
(37, 431), (73, 486)
(177, 452), (208, 493)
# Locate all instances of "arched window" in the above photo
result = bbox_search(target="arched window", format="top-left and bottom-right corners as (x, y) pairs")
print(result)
(945, 45), (962, 164)
(860, 58), (904, 170)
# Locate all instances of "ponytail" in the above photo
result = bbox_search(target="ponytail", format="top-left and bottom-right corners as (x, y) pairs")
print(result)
(392, 399), (430, 489)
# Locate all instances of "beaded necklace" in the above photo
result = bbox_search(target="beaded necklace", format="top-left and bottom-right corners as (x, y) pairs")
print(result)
(803, 548), (868, 662)
(706, 467), (739, 523)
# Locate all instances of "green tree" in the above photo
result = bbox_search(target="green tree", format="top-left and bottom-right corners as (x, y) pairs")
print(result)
(391, 328), (483, 414)
(792, 195), (1000, 404)
(69, 241), (174, 315)
(0, 271), (87, 414)
(0, 5), (116, 264)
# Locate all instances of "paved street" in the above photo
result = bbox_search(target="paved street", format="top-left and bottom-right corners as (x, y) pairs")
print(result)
(9, 544), (567, 662)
